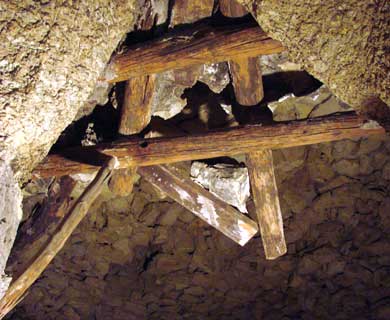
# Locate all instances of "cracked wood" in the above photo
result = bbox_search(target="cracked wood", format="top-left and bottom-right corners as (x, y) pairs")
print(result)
(33, 114), (386, 179)
(138, 164), (258, 246)
(247, 150), (287, 259)
(103, 22), (284, 83)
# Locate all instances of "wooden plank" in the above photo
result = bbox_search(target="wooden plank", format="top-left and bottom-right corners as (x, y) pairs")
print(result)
(103, 22), (284, 83)
(229, 56), (264, 106)
(219, 0), (248, 18)
(246, 150), (286, 259)
(138, 164), (258, 245)
(109, 75), (155, 196)
(32, 114), (386, 179)
(0, 157), (119, 319)
(170, 0), (214, 26)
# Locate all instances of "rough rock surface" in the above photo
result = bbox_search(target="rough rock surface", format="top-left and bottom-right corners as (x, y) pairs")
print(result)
(8, 135), (390, 320)
(151, 63), (230, 120)
(0, 0), (139, 297)
(239, 0), (390, 109)
(268, 86), (353, 121)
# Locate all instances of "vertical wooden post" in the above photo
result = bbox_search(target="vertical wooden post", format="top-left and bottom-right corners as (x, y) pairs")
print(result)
(246, 150), (287, 259)
(219, 0), (264, 106)
(108, 75), (155, 196)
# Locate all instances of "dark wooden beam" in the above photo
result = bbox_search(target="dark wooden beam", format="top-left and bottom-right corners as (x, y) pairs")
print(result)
(33, 114), (386, 179)
(219, 0), (248, 17)
(138, 164), (258, 245)
(102, 22), (284, 83)
(229, 56), (264, 106)
(247, 150), (286, 259)
(108, 75), (155, 196)
(0, 158), (118, 319)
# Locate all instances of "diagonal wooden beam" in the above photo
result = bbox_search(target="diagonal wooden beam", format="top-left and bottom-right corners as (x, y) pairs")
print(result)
(246, 150), (286, 259)
(33, 113), (386, 179)
(138, 164), (258, 246)
(0, 157), (119, 319)
(102, 22), (284, 83)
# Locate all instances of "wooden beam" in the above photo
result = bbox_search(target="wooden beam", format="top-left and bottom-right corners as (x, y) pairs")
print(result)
(229, 56), (264, 106)
(118, 75), (155, 136)
(0, 157), (118, 319)
(109, 75), (155, 196)
(32, 114), (386, 179)
(219, 0), (263, 106)
(170, 0), (214, 26)
(138, 164), (258, 245)
(103, 22), (284, 83)
(246, 150), (286, 259)
(219, 0), (248, 18)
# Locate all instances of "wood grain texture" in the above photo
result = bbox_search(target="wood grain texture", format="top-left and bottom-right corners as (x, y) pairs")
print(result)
(219, 0), (248, 17)
(170, 0), (214, 26)
(32, 114), (386, 179)
(109, 75), (155, 196)
(229, 56), (264, 106)
(103, 22), (284, 83)
(247, 150), (286, 259)
(138, 164), (258, 245)
(0, 158), (118, 319)
(118, 75), (155, 135)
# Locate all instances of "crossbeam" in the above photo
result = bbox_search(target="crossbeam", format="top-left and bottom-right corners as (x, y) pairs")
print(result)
(33, 113), (386, 179)
(102, 22), (284, 83)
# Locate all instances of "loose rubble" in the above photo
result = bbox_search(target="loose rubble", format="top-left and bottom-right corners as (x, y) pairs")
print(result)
(8, 135), (390, 320)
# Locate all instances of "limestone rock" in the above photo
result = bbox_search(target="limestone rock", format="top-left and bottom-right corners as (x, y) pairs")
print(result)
(239, 0), (390, 109)
(190, 161), (250, 213)
(151, 63), (230, 120)
(268, 86), (353, 121)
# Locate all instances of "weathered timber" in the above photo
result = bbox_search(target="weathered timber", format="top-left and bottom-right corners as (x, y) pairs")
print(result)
(118, 75), (155, 136)
(246, 150), (286, 259)
(7, 176), (77, 277)
(170, 0), (214, 26)
(33, 114), (387, 179)
(103, 22), (284, 83)
(109, 75), (155, 196)
(0, 158), (118, 318)
(219, 0), (248, 18)
(229, 56), (264, 106)
(138, 164), (258, 245)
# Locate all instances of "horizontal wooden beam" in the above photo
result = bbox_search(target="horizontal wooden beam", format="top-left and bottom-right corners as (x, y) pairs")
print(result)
(138, 164), (258, 245)
(33, 113), (386, 179)
(103, 22), (284, 83)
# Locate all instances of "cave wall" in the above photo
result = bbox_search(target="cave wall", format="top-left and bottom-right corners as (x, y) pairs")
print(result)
(9, 135), (390, 320)
(0, 0), (141, 294)
(238, 0), (390, 110)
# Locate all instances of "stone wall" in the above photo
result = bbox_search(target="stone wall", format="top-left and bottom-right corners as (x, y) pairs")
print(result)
(8, 134), (390, 320)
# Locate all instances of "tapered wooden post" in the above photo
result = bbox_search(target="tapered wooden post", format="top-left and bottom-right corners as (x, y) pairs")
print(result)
(108, 75), (155, 196)
(219, 0), (264, 106)
(228, 56), (264, 106)
(246, 150), (286, 259)
(138, 164), (258, 246)
(0, 157), (118, 319)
